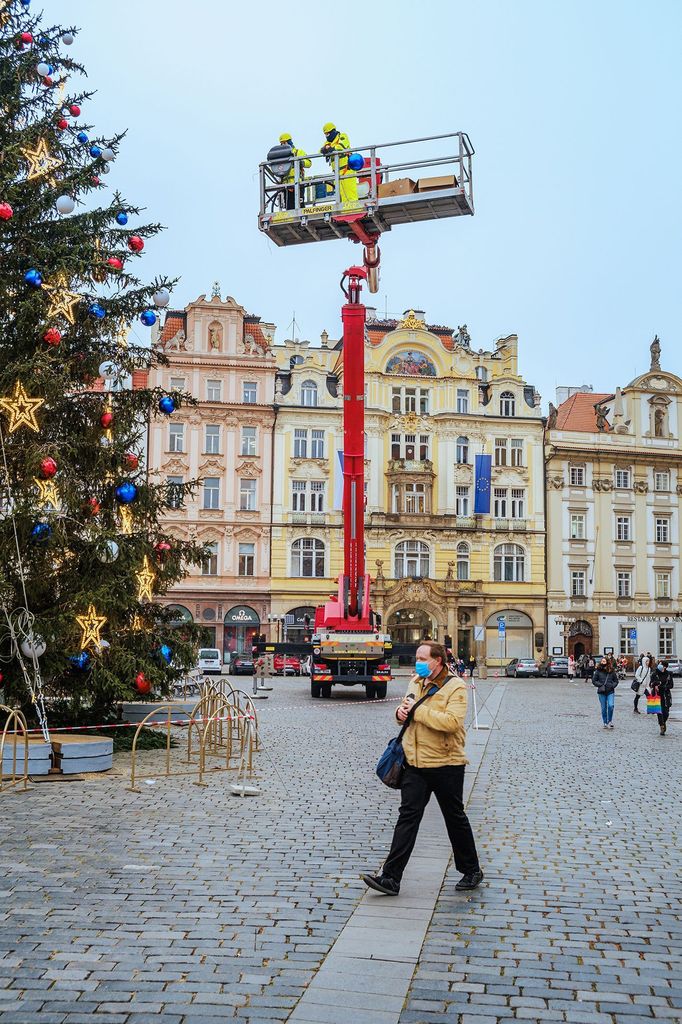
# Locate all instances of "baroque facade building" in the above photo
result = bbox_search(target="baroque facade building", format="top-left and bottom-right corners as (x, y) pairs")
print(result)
(147, 291), (276, 660)
(270, 311), (546, 667)
(546, 338), (682, 662)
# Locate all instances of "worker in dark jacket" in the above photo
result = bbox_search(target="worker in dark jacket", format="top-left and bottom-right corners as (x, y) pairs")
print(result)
(592, 658), (619, 729)
(650, 661), (674, 736)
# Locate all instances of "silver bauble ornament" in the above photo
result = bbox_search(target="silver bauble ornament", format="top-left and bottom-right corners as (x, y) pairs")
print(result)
(21, 636), (47, 658)
(153, 287), (170, 308)
(37, 62), (50, 77)
(62, 32), (74, 45)
(56, 195), (76, 215)
(101, 148), (115, 162)
(98, 360), (119, 381)
(98, 540), (120, 563)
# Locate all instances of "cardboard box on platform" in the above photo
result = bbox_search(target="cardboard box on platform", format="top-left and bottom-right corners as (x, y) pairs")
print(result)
(378, 178), (417, 198)
(416, 174), (458, 192)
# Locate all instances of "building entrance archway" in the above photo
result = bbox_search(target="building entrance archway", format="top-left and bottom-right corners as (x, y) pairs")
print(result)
(568, 619), (593, 659)
(223, 605), (260, 660)
(387, 608), (434, 645)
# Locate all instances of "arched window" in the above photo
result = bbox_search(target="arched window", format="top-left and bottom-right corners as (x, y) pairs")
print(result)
(500, 391), (515, 417)
(456, 542), (470, 581)
(291, 538), (325, 577)
(456, 436), (469, 464)
(475, 365), (488, 382)
(301, 380), (318, 407)
(394, 540), (430, 580)
(493, 543), (525, 582)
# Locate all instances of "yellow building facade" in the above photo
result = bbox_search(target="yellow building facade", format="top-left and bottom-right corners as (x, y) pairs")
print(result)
(270, 312), (546, 667)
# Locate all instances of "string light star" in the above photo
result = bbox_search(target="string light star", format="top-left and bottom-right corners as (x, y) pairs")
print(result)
(119, 507), (134, 534)
(131, 614), (143, 632)
(34, 478), (60, 509)
(21, 138), (62, 181)
(0, 1), (10, 26)
(0, 381), (44, 433)
(46, 272), (80, 325)
(116, 325), (130, 349)
(76, 605), (107, 649)
(136, 556), (156, 602)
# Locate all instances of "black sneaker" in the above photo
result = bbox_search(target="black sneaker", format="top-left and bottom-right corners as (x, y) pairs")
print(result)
(455, 869), (484, 891)
(361, 873), (400, 896)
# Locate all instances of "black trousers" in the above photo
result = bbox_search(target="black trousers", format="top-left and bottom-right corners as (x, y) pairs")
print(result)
(383, 764), (480, 882)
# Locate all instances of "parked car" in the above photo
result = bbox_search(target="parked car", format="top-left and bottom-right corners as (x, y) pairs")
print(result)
(539, 655), (570, 678)
(666, 659), (682, 678)
(198, 648), (222, 675)
(230, 653), (254, 676)
(504, 659), (520, 677)
(273, 654), (301, 676)
(505, 658), (539, 678)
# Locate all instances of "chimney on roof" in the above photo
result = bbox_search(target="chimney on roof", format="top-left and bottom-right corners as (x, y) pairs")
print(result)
(364, 306), (377, 320)
(320, 330), (329, 348)
(556, 384), (593, 406)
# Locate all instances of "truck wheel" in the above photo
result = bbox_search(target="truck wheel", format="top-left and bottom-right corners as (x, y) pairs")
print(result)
(374, 684), (387, 699)
(311, 682), (322, 698)
(365, 684), (376, 700)
(321, 684), (332, 698)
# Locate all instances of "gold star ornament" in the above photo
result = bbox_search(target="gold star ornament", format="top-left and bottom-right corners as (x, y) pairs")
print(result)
(35, 478), (60, 509)
(136, 556), (156, 602)
(76, 604), (107, 649)
(0, 381), (44, 433)
(21, 138), (62, 181)
(46, 272), (80, 325)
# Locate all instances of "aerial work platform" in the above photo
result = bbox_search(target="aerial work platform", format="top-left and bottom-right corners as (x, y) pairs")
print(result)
(258, 131), (474, 249)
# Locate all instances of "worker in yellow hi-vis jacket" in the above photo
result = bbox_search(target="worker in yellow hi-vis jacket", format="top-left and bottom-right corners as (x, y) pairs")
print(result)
(321, 122), (358, 204)
(279, 132), (311, 210)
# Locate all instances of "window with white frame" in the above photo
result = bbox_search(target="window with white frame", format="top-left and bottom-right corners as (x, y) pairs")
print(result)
(456, 436), (469, 464)
(166, 475), (183, 510)
(456, 388), (469, 414)
(616, 571), (632, 598)
(292, 480), (306, 512)
(655, 516), (671, 544)
(206, 379), (221, 402)
(301, 380), (318, 407)
(390, 387), (430, 415)
(455, 486), (470, 516)
(169, 376), (185, 391)
(494, 438), (507, 467)
(654, 470), (670, 492)
(619, 625), (634, 655)
(493, 487), (507, 518)
(659, 626), (675, 657)
(390, 433), (428, 461)
(404, 482), (426, 514)
(202, 541), (218, 576)
(656, 571), (671, 598)
(570, 513), (586, 539)
(456, 542), (470, 581)
(391, 388), (401, 414)
(291, 537), (325, 577)
(614, 467), (631, 489)
(204, 424), (220, 454)
(510, 488), (525, 518)
(419, 389), (430, 415)
(571, 570), (586, 597)
(240, 478), (256, 511)
(394, 540), (430, 579)
(569, 464), (586, 486)
(311, 429), (325, 459)
(391, 483), (400, 513)
(404, 387), (417, 413)
(241, 426), (256, 456)
(419, 434), (430, 460)
(238, 542), (255, 577)
(169, 423), (184, 453)
(493, 543), (525, 582)
(511, 439), (524, 466)
(500, 391), (515, 417)
(293, 428), (308, 458)
(475, 365), (488, 382)
(310, 480), (325, 512)
(242, 381), (257, 404)
(616, 515), (632, 541)
(203, 477), (220, 510)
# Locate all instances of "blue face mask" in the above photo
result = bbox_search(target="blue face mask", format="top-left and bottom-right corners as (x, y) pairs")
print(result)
(415, 661), (431, 678)
(658, 664), (664, 672)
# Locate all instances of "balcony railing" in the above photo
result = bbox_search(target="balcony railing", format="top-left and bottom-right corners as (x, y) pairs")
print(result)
(493, 518), (528, 531)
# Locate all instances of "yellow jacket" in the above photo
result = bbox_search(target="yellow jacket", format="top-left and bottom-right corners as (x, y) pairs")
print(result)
(324, 131), (352, 171)
(284, 147), (311, 183)
(399, 670), (468, 768)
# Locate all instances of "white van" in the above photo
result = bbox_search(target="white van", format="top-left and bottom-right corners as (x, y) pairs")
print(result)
(198, 648), (222, 675)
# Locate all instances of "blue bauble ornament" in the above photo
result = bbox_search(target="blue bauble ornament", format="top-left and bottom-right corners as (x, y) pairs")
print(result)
(115, 211), (128, 225)
(20, 0), (31, 6)
(158, 395), (175, 415)
(31, 522), (52, 542)
(24, 269), (43, 288)
(159, 643), (173, 664)
(139, 309), (157, 327)
(77, 131), (89, 144)
(69, 651), (91, 671)
(89, 302), (106, 319)
(89, 144), (102, 159)
(347, 152), (364, 171)
(115, 481), (137, 504)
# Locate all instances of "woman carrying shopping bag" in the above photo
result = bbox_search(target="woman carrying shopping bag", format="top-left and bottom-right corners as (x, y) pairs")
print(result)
(632, 653), (652, 714)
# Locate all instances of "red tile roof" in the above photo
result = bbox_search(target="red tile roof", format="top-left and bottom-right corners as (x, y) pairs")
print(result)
(160, 311), (186, 343)
(244, 321), (270, 351)
(555, 392), (613, 431)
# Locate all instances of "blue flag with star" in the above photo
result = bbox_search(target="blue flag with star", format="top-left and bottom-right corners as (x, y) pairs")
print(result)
(474, 454), (492, 514)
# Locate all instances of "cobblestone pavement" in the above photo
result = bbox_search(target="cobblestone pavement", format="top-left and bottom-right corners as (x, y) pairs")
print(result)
(0, 674), (495, 1024)
(400, 677), (682, 1024)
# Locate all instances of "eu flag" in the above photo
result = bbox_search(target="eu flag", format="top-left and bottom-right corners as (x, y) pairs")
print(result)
(474, 454), (492, 514)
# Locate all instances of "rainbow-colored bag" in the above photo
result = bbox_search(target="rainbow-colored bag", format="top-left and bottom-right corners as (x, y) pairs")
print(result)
(646, 693), (662, 714)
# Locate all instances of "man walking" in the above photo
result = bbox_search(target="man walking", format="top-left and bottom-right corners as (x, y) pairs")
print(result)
(362, 642), (483, 896)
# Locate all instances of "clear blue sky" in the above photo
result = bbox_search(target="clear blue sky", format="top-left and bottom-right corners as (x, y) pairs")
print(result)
(45, 0), (681, 407)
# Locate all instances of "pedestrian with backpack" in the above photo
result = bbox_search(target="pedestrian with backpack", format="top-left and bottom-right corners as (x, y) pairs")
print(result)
(363, 642), (483, 896)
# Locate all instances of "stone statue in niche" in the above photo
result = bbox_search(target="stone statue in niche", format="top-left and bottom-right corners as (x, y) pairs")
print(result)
(654, 407), (666, 437)
(208, 323), (223, 351)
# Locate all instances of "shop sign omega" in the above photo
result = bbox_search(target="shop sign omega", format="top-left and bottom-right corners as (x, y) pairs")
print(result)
(227, 606), (259, 624)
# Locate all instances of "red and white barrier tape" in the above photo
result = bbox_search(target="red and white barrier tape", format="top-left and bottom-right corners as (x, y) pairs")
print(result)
(22, 713), (255, 735)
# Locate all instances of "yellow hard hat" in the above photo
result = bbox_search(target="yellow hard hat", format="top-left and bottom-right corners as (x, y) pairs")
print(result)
(323, 122), (336, 134)
(279, 132), (292, 143)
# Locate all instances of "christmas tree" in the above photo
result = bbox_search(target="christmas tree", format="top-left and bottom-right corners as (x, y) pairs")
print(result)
(0, 0), (207, 730)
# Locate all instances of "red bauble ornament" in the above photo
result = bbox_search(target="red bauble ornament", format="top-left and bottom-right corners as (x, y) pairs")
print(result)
(39, 457), (58, 479)
(43, 76), (53, 87)
(85, 497), (101, 517)
(123, 452), (139, 471)
(20, 32), (33, 44)
(69, 103), (81, 117)
(57, 117), (68, 130)
(43, 327), (62, 346)
(135, 672), (152, 695)
(154, 541), (172, 560)
(0, 203), (13, 221)
(127, 235), (144, 253)
(107, 256), (123, 271)
(100, 411), (114, 429)
(91, 176), (101, 186)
